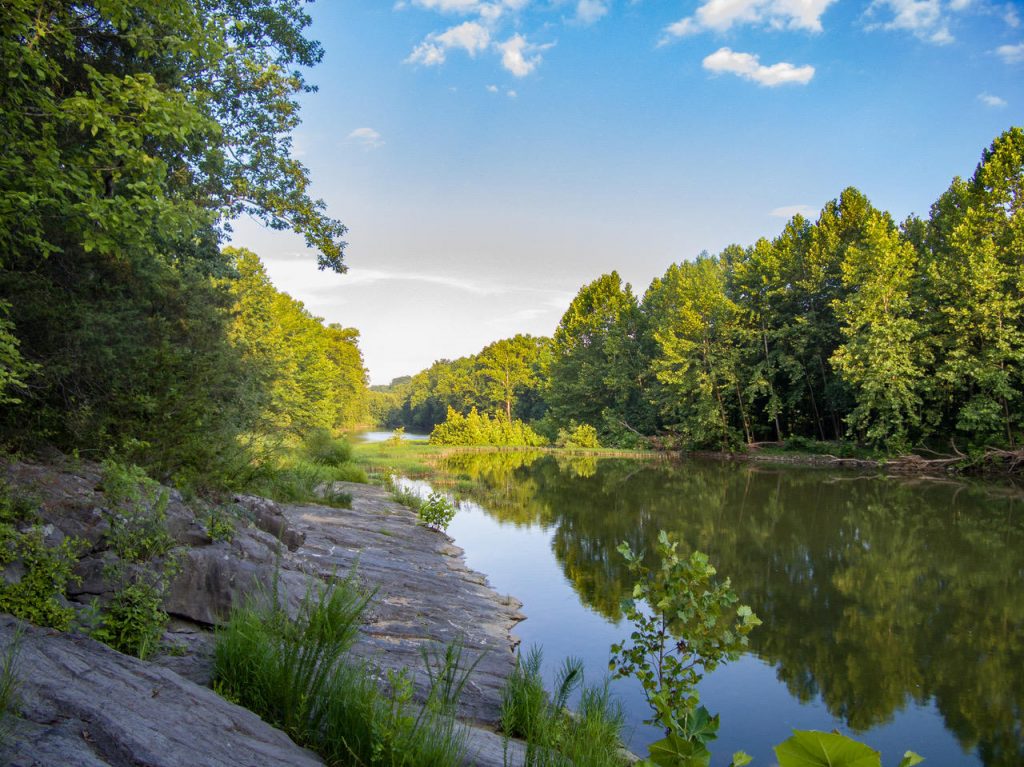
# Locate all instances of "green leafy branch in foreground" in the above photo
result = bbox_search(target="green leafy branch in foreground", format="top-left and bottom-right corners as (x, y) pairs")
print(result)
(609, 531), (761, 767)
(605, 530), (922, 767)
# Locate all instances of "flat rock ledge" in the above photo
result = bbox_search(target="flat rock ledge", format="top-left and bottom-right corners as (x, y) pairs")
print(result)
(0, 461), (529, 767)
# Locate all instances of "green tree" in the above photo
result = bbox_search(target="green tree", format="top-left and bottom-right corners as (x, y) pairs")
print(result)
(919, 128), (1024, 448)
(831, 212), (928, 451)
(646, 257), (747, 449)
(477, 335), (545, 420)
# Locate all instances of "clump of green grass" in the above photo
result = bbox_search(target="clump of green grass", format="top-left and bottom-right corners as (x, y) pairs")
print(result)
(501, 646), (626, 767)
(213, 572), (473, 766)
(0, 631), (20, 750)
(247, 459), (367, 507)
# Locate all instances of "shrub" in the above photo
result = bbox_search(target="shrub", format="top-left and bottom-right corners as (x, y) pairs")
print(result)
(418, 492), (456, 533)
(0, 483), (83, 630)
(429, 407), (547, 447)
(90, 580), (168, 660)
(303, 428), (353, 467)
(101, 460), (175, 562)
(556, 423), (601, 449)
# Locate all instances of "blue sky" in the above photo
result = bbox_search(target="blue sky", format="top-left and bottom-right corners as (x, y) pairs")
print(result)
(230, 0), (1024, 385)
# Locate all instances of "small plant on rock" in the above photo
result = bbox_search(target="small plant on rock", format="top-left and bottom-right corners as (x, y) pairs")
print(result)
(418, 492), (456, 533)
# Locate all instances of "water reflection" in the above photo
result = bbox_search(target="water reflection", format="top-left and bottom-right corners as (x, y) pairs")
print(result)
(436, 453), (1024, 766)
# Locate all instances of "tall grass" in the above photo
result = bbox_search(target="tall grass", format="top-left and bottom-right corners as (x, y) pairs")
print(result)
(501, 646), (626, 767)
(213, 573), (472, 766)
(0, 631), (20, 750)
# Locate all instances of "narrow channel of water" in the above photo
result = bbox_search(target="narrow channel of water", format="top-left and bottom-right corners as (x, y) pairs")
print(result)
(398, 454), (1023, 767)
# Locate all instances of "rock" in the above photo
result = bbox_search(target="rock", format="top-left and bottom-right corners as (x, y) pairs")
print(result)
(0, 614), (324, 767)
(233, 494), (305, 550)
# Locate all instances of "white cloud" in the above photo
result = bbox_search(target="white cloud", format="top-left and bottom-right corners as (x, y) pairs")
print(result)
(486, 83), (499, 92)
(702, 47), (815, 86)
(770, 204), (816, 218)
(866, 0), (954, 44)
(996, 42), (1024, 62)
(497, 34), (553, 76)
(507, 88), (518, 97)
(660, 0), (835, 43)
(410, 0), (486, 13)
(978, 92), (1007, 107)
(1006, 5), (1020, 28)
(407, 21), (491, 66)
(576, 0), (611, 24)
(347, 127), (384, 149)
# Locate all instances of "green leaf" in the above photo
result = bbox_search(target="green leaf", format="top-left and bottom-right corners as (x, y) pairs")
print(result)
(730, 751), (753, 767)
(774, 730), (882, 767)
(896, 752), (924, 767)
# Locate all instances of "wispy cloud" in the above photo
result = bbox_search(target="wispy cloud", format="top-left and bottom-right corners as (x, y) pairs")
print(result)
(497, 34), (554, 77)
(576, 0), (611, 25)
(660, 0), (835, 44)
(865, 0), (966, 44)
(703, 47), (815, 86)
(322, 268), (573, 302)
(978, 92), (1007, 107)
(347, 127), (384, 149)
(770, 204), (816, 218)
(996, 42), (1024, 62)
(407, 21), (492, 66)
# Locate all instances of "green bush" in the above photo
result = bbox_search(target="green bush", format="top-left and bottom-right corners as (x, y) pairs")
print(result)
(101, 460), (175, 562)
(418, 493), (456, 533)
(303, 429), (354, 467)
(555, 423), (601, 449)
(429, 407), (547, 447)
(90, 581), (168, 660)
(0, 484), (83, 630)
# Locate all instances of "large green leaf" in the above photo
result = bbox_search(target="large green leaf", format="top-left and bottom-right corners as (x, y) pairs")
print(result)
(774, 730), (882, 767)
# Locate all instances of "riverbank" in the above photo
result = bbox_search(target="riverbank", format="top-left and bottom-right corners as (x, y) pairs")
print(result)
(0, 458), (528, 766)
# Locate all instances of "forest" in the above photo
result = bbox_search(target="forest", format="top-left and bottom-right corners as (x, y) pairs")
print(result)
(0, 1), (369, 488)
(377, 129), (1024, 457)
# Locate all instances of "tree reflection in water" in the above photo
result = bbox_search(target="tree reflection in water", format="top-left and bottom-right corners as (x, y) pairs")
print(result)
(435, 453), (1024, 767)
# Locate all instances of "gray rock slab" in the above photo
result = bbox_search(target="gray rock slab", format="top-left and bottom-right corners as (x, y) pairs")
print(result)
(0, 614), (324, 767)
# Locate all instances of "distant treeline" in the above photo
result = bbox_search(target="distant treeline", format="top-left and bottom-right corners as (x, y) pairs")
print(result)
(0, 2), (369, 486)
(376, 127), (1024, 454)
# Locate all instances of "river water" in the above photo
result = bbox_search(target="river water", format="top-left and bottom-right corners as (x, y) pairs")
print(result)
(399, 453), (1023, 767)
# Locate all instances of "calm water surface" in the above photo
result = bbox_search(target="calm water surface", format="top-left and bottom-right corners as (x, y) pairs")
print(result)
(401, 453), (1022, 767)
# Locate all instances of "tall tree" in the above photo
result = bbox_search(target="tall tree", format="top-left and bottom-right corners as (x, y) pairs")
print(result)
(919, 128), (1024, 448)
(477, 335), (545, 420)
(830, 213), (928, 451)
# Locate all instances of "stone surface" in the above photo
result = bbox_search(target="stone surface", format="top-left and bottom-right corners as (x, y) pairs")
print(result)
(0, 614), (324, 767)
(2, 460), (531, 764)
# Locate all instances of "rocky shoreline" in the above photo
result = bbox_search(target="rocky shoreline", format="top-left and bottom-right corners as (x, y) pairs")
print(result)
(1, 460), (528, 766)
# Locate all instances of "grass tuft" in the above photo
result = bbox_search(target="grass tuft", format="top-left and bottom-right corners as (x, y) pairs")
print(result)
(501, 646), (626, 767)
(214, 571), (471, 766)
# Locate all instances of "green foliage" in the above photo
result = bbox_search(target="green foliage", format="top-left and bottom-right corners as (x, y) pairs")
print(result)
(609, 531), (760, 767)
(0, 630), (20, 750)
(101, 460), (175, 562)
(214, 573), (471, 766)
(90, 581), (168, 660)
(501, 646), (626, 767)
(387, 427), (407, 446)
(556, 423), (601, 449)
(775, 730), (923, 767)
(203, 506), (236, 543)
(429, 407), (547, 447)
(418, 492), (457, 533)
(0, 484), (83, 630)
(303, 429), (355, 468)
